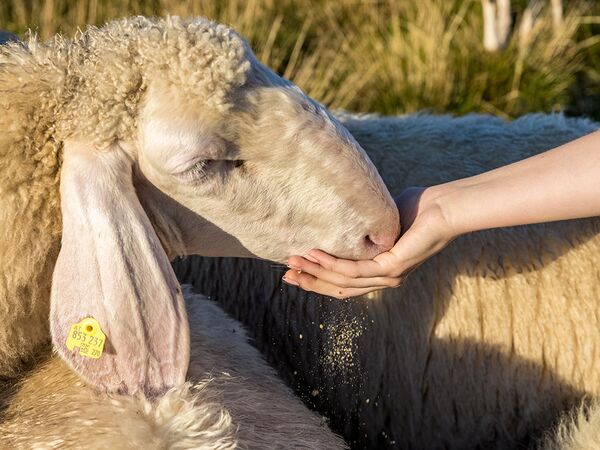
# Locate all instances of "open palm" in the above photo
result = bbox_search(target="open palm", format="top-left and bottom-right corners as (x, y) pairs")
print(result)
(283, 186), (456, 299)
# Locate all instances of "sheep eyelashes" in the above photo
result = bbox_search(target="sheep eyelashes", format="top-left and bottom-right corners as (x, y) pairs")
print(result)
(50, 141), (190, 395)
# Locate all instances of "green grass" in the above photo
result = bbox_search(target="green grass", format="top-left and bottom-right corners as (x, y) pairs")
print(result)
(0, 0), (598, 120)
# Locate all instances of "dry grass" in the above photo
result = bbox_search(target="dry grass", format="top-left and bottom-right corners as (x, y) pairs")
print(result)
(0, 0), (598, 119)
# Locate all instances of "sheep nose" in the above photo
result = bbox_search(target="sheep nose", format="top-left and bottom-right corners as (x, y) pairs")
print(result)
(365, 228), (399, 253)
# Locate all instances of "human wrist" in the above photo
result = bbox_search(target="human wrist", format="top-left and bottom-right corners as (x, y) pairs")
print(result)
(424, 182), (472, 239)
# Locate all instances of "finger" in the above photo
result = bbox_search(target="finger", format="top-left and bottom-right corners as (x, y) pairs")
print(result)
(300, 250), (394, 279)
(283, 270), (395, 299)
(286, 258), (400, 289)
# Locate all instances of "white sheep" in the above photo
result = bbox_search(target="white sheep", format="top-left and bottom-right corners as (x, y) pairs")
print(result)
(175, 112), (600, 449)
(0, 15), (400, 447)
(0, 15), (398, 391)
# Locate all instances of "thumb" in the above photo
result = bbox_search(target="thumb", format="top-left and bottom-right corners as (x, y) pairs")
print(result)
(379, 222), (443, 277)
(394, 187), (426, 235)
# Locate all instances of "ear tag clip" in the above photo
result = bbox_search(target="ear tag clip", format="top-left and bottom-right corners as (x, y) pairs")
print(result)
(66, 317), (106, 359)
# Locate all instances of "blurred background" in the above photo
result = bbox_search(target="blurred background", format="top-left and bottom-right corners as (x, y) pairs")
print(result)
(1, 0), (598, 119)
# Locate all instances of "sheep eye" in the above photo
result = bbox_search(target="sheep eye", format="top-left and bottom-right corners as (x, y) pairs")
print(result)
(179, 159), (244, 183)
(175, 159), (213, 182)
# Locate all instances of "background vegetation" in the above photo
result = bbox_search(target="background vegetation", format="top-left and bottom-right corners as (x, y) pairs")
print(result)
(0, 0), (598, 120)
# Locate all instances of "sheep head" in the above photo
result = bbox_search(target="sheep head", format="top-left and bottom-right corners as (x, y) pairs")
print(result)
(136, 75), (400, 263)
(3, 17), (398, 395)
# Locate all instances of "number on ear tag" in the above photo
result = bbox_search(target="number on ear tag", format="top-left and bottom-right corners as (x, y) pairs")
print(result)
(65, 317), (106, 359)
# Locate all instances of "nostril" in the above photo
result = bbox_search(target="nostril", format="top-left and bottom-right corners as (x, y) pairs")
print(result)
(365, 232), (397, 252)
(365, 235), (377, 247)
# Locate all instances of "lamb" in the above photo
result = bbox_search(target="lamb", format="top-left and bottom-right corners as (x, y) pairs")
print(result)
(174, 112), (600, 449)
(0, 285), (346, 449)
(0, 15), (398, 393)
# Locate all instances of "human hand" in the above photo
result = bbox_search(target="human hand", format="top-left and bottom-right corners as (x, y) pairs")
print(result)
(283, 186), (457, 299)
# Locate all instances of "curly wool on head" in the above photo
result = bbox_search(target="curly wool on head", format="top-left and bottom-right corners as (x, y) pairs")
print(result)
(1, 16), (251, 145)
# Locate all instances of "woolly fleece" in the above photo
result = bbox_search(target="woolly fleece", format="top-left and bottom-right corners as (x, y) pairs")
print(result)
(0, 287), (345, 449)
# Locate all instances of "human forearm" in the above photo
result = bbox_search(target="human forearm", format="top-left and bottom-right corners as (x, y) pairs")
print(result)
(432, 130), (600, 236)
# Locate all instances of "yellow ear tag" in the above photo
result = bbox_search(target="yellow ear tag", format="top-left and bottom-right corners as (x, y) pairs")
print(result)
(66, 317), (106, 359)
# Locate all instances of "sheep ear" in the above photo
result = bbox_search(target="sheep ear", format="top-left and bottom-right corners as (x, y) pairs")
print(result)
(50, 141), (190, 396)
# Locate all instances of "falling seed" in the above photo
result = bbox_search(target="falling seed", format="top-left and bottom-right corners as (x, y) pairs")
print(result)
(365, 398), (370, 404)
(319, 323), (324, 330)
(311, 389), (319, 396)
(321, 309), (365, 378)
(299, 333), (303, 339)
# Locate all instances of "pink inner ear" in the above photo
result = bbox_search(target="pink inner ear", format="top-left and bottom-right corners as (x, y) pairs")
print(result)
(50, 142), (190, 396)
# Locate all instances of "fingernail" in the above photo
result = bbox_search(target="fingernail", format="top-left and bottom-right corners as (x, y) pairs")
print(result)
(282, 276), (299, 286)
(287, 264), (302, 272)
(304, 254), (319, 263)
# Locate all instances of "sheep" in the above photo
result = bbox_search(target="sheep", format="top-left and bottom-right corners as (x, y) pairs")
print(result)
(0, 285), (347, 449)
(0, 15), (399, 395)
(174, 112), (600, 449)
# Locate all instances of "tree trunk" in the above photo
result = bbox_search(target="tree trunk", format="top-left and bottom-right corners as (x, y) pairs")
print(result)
(482, 0), (512, 52)
(519, 0), (542, 48)
(496, 0), (511, 45)
(551, 0), (564, 29)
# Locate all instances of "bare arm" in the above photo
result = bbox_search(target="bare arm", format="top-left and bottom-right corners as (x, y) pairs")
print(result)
(283, 130), (600, 299)
(440, 129), (600, 233)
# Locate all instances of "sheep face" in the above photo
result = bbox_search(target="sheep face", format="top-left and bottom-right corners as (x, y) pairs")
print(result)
(136, 67), (399, 263)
